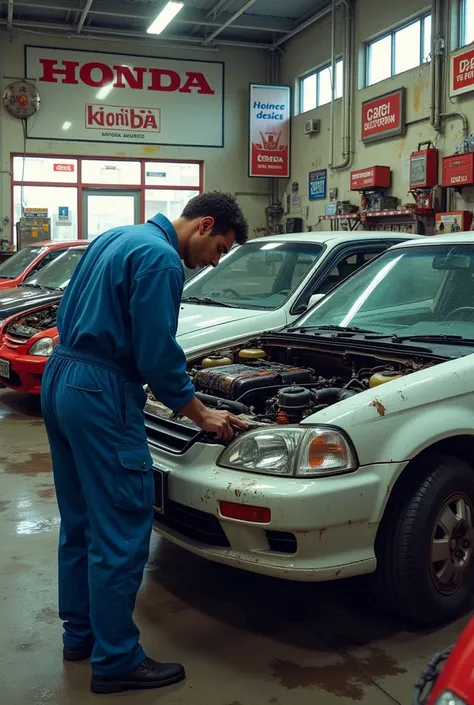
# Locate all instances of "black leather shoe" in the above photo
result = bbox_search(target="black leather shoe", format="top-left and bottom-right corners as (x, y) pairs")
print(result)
(63, 644), (94, 662)
(90, 657), (185, 694)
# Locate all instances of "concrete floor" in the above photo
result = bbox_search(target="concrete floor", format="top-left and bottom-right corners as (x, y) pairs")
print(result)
(0, 389), (471, 705)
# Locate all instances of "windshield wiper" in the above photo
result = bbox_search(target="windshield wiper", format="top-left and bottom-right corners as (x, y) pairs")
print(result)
(368, 333), (474, 345)
(287, 324), (377, 334)
(181, 296), (238, 308)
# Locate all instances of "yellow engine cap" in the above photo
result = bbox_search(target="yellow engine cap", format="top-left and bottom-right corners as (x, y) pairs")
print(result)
(238, 348), (267, 360)
(369, 372), (402, 388)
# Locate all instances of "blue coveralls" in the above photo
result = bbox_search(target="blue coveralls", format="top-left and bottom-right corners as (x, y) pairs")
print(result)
(41, 214), (195, 676)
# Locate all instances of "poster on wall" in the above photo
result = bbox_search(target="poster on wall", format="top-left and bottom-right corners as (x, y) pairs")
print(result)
(308, 169), (327, 200)
(450, 46), (474, 97)
(249, 84), (290, 178)
(24, 45), (224, 147)
(361, 88), (405, 144)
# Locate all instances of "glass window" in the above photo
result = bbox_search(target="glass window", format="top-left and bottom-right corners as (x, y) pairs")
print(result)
(184, 241), (323, 310)
(81, 160), (141, 185)
(318, 66), (332, 106)
(423, 14), (432, 62)
(13, 156), (77, 183)
(145, 162), (200, 187)
(14, 186), (78, 244)
(301, 73), (317, 113)
(300, 60), (343, 114)
(145, 189), (199, 223)
(367, 15), (431, 86)
(296, 246), (474, 338)
(23, 247), (86, 290)
(367, 35), (392, 86)
(0, 246), (45, 280)
(395, 21), (421, 74)
(463, 0), (474, 46)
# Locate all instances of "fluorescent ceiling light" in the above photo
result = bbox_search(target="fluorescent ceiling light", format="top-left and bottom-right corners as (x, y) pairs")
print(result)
(147, 1), (184, 35)
(62, 121), (72, 130)
(96, 84), (113, 100)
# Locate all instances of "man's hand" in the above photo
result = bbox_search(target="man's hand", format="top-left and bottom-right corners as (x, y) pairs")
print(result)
(197, 409), (248, 441)
(180, 396), (248, 441)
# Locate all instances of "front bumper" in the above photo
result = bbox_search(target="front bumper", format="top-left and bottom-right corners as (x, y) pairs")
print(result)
(0, 346), (47, 394)
(150, 440), (406, 581)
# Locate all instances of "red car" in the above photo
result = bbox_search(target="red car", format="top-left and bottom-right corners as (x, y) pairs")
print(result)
(0, 241), (84, 289)
(415, 618), (474, 705)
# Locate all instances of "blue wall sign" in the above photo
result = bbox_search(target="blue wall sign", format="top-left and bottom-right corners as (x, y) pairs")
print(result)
(58, 206), (69, 220)
(309, 169), (327, 201)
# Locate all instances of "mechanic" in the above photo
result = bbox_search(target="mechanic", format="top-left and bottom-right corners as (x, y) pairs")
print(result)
(41, 192), (249, 695)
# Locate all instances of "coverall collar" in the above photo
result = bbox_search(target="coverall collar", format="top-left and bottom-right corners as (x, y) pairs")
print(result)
(147, 213), (179, 253)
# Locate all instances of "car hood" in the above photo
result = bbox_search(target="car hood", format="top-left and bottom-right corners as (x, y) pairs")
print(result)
(177, 304), (279, 353)
(0, 286), (63, 320)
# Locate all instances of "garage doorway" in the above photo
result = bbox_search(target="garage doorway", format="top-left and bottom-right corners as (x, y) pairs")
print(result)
(82, 189), (141, 241)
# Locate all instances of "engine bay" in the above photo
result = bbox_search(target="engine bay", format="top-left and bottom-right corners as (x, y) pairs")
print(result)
(6, 306), (58, 340)
(146, 338), (436, 429)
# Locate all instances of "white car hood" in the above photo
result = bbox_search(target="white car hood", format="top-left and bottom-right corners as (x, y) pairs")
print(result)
(177, 303), (276, 352)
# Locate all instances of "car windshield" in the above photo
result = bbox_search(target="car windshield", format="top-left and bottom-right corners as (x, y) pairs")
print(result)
(23, 248), (85, 290)
(295, 243), (474, 340)
(183, 241), (323, 310)
(0, 246), (45, 279)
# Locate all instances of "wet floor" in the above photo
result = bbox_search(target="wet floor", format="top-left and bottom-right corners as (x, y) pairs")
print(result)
(0, 388), (470, 705)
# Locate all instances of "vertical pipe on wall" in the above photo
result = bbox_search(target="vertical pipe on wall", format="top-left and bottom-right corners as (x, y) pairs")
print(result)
(330, 0), (352, 170)
(329, 0), (337, 169)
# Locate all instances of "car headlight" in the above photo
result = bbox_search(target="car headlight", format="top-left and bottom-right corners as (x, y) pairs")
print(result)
(29, 338), (54, 356)
(435, 693), (467, 705)
(217, 426), (357, 477)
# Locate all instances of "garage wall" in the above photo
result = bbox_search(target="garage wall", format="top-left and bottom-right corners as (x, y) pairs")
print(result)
(0, 32), (269, 239)
(281, 0), (473, 230)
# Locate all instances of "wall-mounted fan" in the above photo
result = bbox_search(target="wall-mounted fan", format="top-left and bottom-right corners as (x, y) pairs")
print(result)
(3, 80), (40, 118)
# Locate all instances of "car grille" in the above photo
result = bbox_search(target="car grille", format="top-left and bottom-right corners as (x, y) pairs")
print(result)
(266, 531), (297, 554)
(145, 411), (202, 454)
(154, 501), (230, 548)
(3, 333), (28, 350)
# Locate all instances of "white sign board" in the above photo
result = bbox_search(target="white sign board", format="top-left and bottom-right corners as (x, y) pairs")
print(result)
(248, 84), (290, 179)
(25, 45), (224, 147)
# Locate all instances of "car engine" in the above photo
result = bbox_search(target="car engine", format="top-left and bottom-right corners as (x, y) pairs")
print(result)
(146, 341), (434, 429)
(6, 306), (59, 339)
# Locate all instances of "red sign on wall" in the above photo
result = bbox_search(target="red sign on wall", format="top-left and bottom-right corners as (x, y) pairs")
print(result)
(249, 84), (290, 178)
(350, 166), (391, 190)
(451, 46), (474, 97)
(442, 153), (474, 186)
(53, 163), (75, 172)
(361, 88), (405, 144)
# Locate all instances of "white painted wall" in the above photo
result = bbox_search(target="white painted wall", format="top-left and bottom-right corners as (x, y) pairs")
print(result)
(0, 32), (269, 240)
(281, 0), (474, 230)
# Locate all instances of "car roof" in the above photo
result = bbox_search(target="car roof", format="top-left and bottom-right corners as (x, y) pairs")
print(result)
(390, 232), (474, 248)
(30, 240), (88, 248)
(247, 231), (418, 246)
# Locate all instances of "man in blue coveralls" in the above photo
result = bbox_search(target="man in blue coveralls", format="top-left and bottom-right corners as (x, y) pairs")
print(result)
(41, 192), (249, 694)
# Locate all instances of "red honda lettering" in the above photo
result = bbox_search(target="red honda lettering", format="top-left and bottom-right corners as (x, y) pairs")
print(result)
(179, 71), (215, 94)
(148, 69), (181, 92)
(79, 62), (114, 88)
(114, 66), (146, 90)
(39, 59), (79, 84)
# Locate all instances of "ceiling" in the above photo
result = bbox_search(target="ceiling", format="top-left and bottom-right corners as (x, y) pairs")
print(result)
(0, 0), (333, 51)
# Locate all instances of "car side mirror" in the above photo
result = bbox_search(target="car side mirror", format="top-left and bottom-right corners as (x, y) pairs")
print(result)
(308, 293), (324, 308)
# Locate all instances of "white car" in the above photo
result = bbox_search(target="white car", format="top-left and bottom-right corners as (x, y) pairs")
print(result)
(177, 232), (416, 353)
(146, 234), (474, 625)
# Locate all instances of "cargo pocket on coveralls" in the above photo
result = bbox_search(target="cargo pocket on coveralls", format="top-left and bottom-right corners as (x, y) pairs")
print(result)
(115, 446), (154, 512)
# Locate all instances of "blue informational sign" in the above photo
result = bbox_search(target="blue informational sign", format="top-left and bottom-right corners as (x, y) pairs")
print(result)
(58, 206), (69, 220)
(309, 169), (327, 201)
(146, 171), (166, 178)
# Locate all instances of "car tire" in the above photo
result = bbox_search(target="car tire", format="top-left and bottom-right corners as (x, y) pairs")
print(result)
(374, 453), (474, 625)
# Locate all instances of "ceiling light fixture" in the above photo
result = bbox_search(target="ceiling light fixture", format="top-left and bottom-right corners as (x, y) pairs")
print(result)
(62, 121), (72, 130)
(96, 84), (113, 100)
(147, 1), (184, 35)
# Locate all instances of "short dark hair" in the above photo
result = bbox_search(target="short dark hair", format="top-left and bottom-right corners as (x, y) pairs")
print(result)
(181, 191), (249, 245)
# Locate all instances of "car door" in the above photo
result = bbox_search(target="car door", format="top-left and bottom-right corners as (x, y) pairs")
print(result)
(290, 241), (394, 316)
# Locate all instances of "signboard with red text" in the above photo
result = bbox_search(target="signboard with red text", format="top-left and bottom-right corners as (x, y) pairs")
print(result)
(450, 46), (474, 97)
(361, 88), (405, 144)
(25, 45), (224, 147)
(249, 84), (291, 178)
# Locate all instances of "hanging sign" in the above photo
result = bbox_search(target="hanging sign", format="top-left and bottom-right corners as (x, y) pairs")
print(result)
(309, 169), (327, 200)
(24, 207), (48, 218)
(249, 84), (291, 178)
(361, 88), (405, 144)
(450, 46), (474, 97)
(25, 45), (224, 147)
